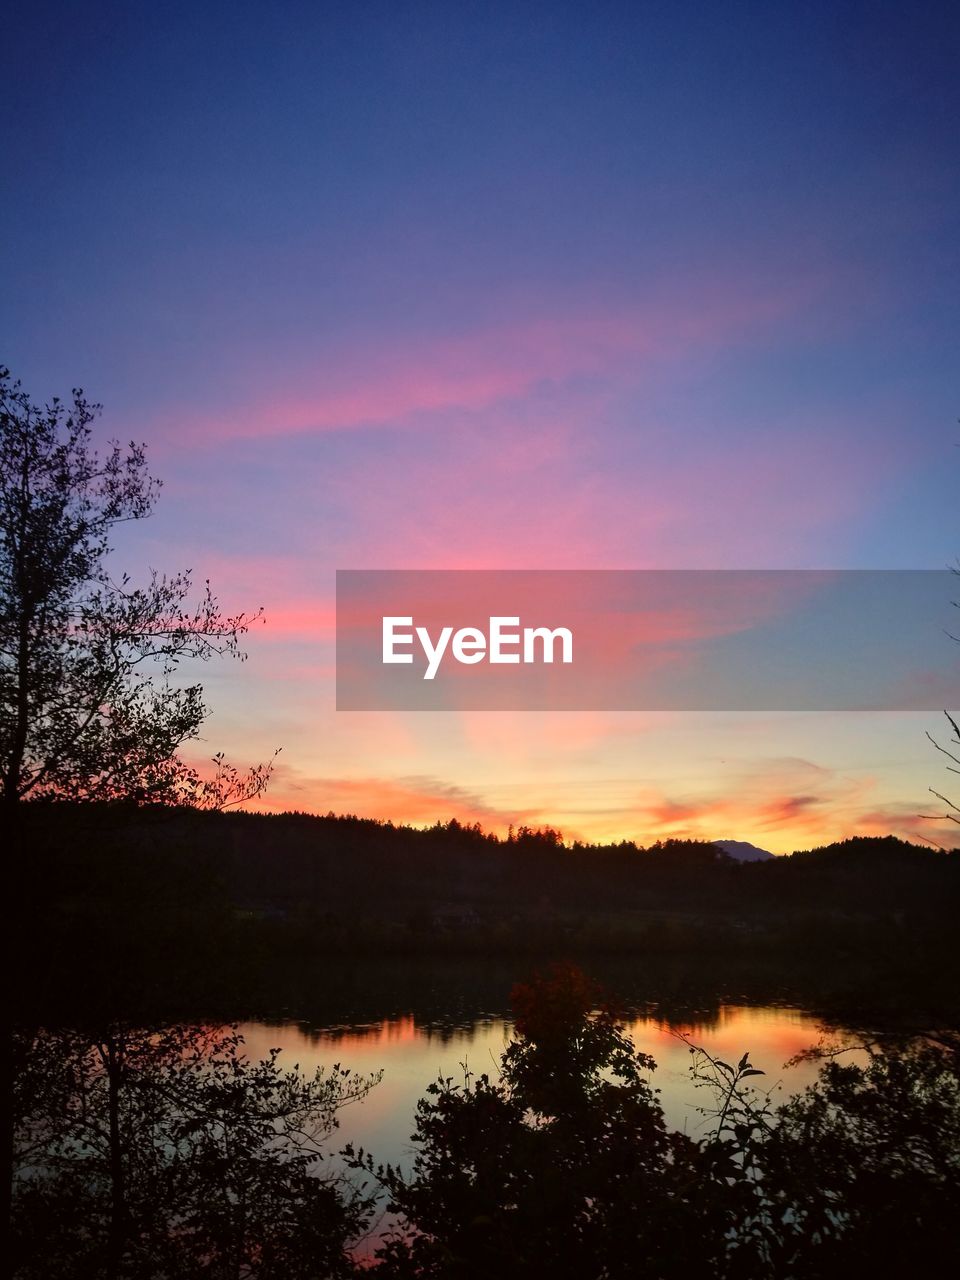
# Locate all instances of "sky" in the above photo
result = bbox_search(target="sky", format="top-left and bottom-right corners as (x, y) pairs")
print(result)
(2, 0), (958, 852)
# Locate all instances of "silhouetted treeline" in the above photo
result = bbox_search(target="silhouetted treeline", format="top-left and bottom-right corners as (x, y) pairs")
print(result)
(20, 801), (958, 909)
(12, 804), (960, 1005)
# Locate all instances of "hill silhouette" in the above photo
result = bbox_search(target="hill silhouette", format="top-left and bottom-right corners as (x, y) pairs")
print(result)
(17, 803), (959, 940)
(714, 838), (775, 862)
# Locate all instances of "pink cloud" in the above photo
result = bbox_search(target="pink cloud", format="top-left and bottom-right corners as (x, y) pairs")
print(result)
(304, 395), (907, 571)
(150, 270), (826, 447)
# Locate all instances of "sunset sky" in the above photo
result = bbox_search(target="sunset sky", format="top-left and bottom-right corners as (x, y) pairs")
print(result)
(3, 1), (958, 852)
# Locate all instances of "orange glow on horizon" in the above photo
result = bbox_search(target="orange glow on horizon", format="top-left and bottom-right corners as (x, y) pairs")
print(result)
(230, 778), (955, 856)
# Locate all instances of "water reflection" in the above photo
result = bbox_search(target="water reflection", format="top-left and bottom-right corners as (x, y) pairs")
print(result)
(19, 950), (948, 1275)
(237, 1002), (855, 1172)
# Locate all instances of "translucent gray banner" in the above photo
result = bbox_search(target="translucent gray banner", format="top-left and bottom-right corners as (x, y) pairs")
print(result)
(336, 570), (960, 711)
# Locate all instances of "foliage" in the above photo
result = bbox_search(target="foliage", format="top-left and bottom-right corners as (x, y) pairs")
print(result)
(12, 1023), (381, 1278)
(0, 368), (271, 812)
(348, 963), (762, 1278)
(684, 1038), (770, 1148)
(347, 963), (960, 1279)
(501, 962), (653, 1114)
(757, 1041), (960, 1273)
(12, 968), (960, 1278)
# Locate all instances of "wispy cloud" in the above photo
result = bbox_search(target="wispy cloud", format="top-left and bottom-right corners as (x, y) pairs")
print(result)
(151, 269), (828, 447)
(250, 765), (538, 830)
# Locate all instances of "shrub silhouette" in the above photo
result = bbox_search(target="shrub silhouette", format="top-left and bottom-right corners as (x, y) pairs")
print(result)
(352, 962), (960, 1278)
(352, 962), (762, 1278)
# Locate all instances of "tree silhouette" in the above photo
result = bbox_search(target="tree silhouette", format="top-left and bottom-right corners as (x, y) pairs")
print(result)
(923, 556), (960, 838)
(12, 1023), (381, 1278)
(348, 963), (759, 1278)
(0, 367), (275, 1254)
(758, 1040), (960, 1272)
(925, 710), (960, 831)
(0, 368), (271, 817)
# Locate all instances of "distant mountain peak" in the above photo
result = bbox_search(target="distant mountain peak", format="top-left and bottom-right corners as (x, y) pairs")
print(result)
(714, 839), (776, 862)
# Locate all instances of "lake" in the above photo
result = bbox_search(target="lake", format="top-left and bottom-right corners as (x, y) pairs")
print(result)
(19, 949), (946, 1269)
(238, 1000), (854, 1166)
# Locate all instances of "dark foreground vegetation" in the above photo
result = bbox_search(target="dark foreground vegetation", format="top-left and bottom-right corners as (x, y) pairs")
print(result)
(12, 804), (960, 1275)
(12, 963), (960, 1278)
